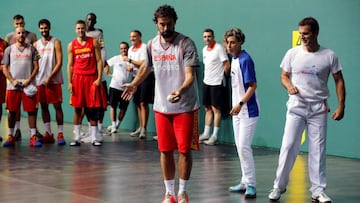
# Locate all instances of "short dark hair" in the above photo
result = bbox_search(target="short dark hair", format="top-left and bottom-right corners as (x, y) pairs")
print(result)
(299, 17), (319, 34)
(38, 19), (51, 29)
(153, 4), (178, 24)
(120, 41), (129, 48)
(86, 12), (97, 20)
(131, 30), (142, 37)
(203, 28), (214, 36)
(13, 14), (24, 20)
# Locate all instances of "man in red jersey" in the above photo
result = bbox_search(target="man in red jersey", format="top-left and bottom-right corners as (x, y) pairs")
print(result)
(67, 20), (104, 146)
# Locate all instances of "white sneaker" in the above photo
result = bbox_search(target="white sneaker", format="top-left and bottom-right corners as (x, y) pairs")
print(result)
(312, 192), (332, 203)
(153, 136), (158, 141)
(92, 140), (102, 146)
(204, 136), (217, 145)
(80, 132), (91, 143)
(268, 188), (286, 201)
(139, 131), (146, 139)
(110, 126), (117, 133)
(99, 128), (109, 136)
(130, 127), (141, 137)
(199, 134), (209, 142)
(107, 125), (112, 132)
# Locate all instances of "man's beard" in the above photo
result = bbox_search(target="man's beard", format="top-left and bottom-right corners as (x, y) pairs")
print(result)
(161, 30), (174, 39)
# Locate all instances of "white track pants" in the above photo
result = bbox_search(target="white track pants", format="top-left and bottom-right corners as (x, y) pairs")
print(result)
(232, 116), (259, 186)
(273, 97), (328, 195)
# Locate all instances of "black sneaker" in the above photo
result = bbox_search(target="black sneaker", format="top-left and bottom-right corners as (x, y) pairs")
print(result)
(69, 140), (81, 146)
(14, 129), (22, 141)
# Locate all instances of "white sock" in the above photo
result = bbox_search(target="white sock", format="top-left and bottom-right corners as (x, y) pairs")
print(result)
(74, 125), (81, 140)
(98, 122), (103, 131)
(9, 128), (14, 135)
(116, 120), (120, 127)
(203, 125), (211, 136)
(164, 179), (175, 196)
(178, 179), (188, 194)
(91, 125), (98, 141)
(30, 128), (37, 136)
(212, 127), (219, 138)
(58, 125), (63, 133)
(44, 122), (52, 134)
(112, 121), (116, 128)
(15, 121), (20, 130)
(140, 127), (146, 134)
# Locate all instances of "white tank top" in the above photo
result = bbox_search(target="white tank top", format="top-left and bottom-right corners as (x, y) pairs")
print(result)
(35, 37), (63, 85)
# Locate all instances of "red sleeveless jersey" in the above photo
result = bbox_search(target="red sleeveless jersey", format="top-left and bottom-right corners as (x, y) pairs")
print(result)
(72, 37), (97, 75)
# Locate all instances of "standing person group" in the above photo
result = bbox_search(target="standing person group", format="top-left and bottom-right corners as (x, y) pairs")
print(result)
(0, 7), (346, 203)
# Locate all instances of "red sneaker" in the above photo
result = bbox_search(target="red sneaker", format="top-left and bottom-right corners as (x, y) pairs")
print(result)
(57, 132), (66, 145)
(3, 134), (15, 147)
(43, 132), (55, 144)
(29, 134), (42, 147)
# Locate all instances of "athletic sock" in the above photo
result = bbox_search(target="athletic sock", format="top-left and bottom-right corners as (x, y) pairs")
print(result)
(15, 121), (20, 130)
(212, 127), (219, 138)
(58, 125), (63, 133)
(44, 122), (52, 134)
(74, 125), (81, 140)
(203, 125), (211, 136)
(164, 179), (175, 196)
(178, 179), (188, 194)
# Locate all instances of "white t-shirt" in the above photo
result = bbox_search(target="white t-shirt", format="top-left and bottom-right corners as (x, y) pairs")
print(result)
(202, 42), (228, 85)
(281, 45), (343, 102)
(128, 42), (148, 76)
(106, 55), (133, 91)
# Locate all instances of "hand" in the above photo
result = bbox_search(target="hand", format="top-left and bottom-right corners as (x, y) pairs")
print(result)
(68, 83), (73, 94)
(287, 85), (299, 95)
(126, 65), (133, 72)
(167, 90), (181, 103)
(331, 107), (344, 121)
(43, 78), (50, 86)
(93, 78), (101, 86)
(121, 83), (137, 101)
(229, 103), (242, 115)
(22, 79), (30, 87)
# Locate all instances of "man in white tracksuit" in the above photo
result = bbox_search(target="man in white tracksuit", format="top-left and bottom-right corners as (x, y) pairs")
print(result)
(268, 17), (346, 203)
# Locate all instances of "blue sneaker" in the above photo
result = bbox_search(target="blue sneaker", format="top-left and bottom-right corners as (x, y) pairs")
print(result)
(229, 183), (246, 193)
(244, 185), (256, 199)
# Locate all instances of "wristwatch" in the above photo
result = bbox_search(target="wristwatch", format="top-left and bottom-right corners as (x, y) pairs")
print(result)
(128, 59), (132, 64)
(239, 101), (244, 106)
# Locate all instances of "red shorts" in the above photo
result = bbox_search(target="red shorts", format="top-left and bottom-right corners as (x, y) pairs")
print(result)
(70, 74), (103, 108)
(0, 73), (6, 103)
(37, 84), (63, 104)
(155, 111), (198, 153)
(6, 90), (38, 112)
